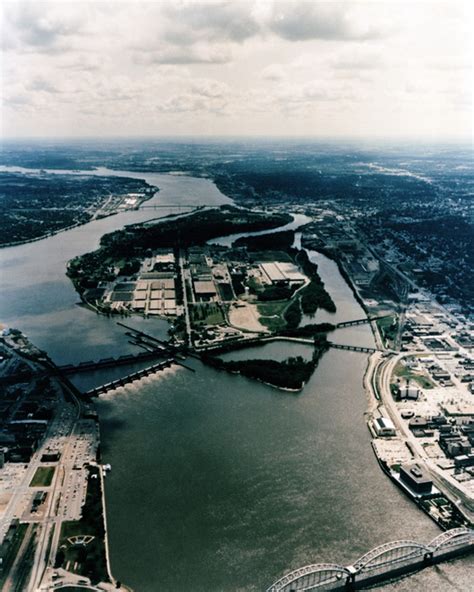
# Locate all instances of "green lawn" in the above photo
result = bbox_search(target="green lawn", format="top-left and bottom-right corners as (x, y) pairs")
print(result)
(257, 301), (289, 332)
(257, 301), (288, 317)
(393, 361), (434, 389)
(57, 466), (109, 585)
(376, 315), (398, 347)
(191, 303), (225, 326)
(30, 466), (55, 487)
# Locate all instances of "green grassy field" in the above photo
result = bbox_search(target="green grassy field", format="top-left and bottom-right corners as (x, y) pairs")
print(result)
(257, 301), (289, 331)
(57, 466), (109, 584)
(393, 361), (434, 389)
(30, 466), (55, 487)
(191, 303), (225, 326)
(376, 315), (398, 348)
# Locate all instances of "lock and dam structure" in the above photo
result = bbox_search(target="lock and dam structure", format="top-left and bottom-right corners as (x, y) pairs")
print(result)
(266, 527), (473, 591)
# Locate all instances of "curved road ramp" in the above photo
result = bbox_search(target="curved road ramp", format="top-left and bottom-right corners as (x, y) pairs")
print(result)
(266, 527), (473, 592)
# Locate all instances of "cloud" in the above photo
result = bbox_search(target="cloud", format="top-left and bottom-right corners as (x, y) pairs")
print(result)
(156, 77), (233, 115)
(158, 92), (229, 115)
(332, 48), (384, 71)
(57, 54), (103, 72)
(261, 64), (285, 81)
(134, 44), (232, 65)
(267, 1), (381, 42)
(2, 2), (86, 53)
(1, 0), (470, 139)
(191, 79), (231, 98)
(27, 76), (61, 94)
(162, 1), (260, 44)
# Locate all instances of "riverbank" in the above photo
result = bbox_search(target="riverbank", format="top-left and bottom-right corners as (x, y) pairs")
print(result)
(1, 218), (91, 249)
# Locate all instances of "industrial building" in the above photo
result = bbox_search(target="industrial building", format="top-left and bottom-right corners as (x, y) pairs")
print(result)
(107, 276), (177, 315)
(399, 463), (433, 496)
(193, 280), (218, 302)
(260, 261), (306, 286)
(373, 416), (396, 437)
(399, 385), (420, 400)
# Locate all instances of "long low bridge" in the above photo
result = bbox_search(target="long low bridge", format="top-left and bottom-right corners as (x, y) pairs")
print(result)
(85, 358), (177, 397)
(58, 349), (167, 375)
(327, 342), (378, 354)
(0, 349), (169, 385)
(266, 528), (473, 592)
(196, 335), (380, 356)
(336, 315), (391, 329)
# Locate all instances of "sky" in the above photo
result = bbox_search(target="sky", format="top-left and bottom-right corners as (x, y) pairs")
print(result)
(1, 0), (472, 139)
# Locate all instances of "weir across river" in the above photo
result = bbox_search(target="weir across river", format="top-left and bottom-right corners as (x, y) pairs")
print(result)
(266, 527), (473, 591)
(84, 358), (177, 396)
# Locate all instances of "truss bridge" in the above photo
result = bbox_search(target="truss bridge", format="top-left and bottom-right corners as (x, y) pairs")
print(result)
(267, 528), (474, 591)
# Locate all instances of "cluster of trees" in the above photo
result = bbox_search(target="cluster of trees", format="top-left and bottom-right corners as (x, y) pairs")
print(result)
(232, 230), (295, 251)
(296, 250), (336, 315)
(280, 323), (335, 338)
(284, 298), (302, 329)
(258, 285), (296, 302)
(203, 341), (328, 390)
(100, 206), (290, 256)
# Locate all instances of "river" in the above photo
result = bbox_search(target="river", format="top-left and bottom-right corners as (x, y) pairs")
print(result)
(0, 166), (471, 590)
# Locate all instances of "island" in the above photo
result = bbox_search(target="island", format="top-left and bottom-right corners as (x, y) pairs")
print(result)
(65, 206), (339, 391)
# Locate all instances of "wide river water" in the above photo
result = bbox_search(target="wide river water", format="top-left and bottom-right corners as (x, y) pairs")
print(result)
(0, 167), (471, 590)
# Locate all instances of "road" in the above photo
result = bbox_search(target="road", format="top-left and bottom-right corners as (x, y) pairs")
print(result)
(27, 377), (83, 592)
(179, 249), (192, 348)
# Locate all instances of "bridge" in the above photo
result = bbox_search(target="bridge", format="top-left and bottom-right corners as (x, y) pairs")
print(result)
(327, 342), (378, 354)
(58, 349), (167, 374)
(196, 336), (380, 357)
(336, 315), (391, 329)
(84, 358), (177, 397)
(266, 528), (473, 592)
(137, 204), (217, 209)
(0, 349), (169, 385)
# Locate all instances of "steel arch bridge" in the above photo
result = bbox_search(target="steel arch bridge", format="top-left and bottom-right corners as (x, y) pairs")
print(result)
(429, 527), (474, 553)
(266, 529), (474, 592)
(352, 540), (431, 573)
(266, 563), (351, 592)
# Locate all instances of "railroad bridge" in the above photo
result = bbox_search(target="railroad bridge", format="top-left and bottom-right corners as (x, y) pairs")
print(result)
(327, 342), (377, 354)
(58, 349), (166, 374)
(336, 315), (390, 329)
(267, 528), (473, 591)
